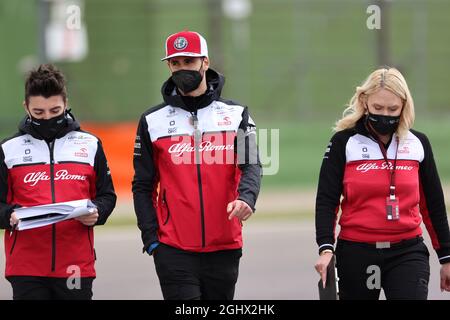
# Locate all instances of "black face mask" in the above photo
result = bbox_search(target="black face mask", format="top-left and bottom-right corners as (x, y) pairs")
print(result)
(366, 112), (400, 135)
(30, 112), (68, 141)
(171, 63), (204, 94)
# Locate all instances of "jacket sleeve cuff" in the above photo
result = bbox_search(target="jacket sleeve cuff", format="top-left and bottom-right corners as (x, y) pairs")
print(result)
(237, 197), (256, 212)
(0, 204), (19, 229)
(437, 247), (450, 264)
(318, 243), (335, 255)
(142, 233), (159, 253)
(146, 242), (160, 255)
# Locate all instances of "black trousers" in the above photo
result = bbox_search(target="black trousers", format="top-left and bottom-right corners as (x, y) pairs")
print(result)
(153, 243), (242, 300)
(7, 276), (94, 300)
(335, 237), (430, 300)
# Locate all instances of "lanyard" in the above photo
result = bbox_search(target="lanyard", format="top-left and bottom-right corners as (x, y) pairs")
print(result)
(375, 135), (399, 200)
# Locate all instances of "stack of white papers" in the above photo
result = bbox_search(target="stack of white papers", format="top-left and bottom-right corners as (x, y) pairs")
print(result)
(14, 199), (97, 231)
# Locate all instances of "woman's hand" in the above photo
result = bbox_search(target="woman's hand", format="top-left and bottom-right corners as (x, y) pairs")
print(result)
(9, 212), (19, 228)
(75, 208), (99, 226)
(440, 262), (450, 292)
(315, 252), (334, 288)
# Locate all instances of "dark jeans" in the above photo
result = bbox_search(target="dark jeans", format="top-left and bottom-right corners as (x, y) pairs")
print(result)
(7, 276), (94, 300)
(335, 237), (430, 300)
(153, 243), (242, 300)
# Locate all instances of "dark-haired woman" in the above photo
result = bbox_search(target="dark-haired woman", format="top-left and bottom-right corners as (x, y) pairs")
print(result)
(0, 64), (116, 300)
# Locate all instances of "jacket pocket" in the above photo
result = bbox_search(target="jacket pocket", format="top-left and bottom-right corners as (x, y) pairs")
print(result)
(87, 226), (94, 257)
(9, 230), (18, 255)
(162, 189), (171, 226)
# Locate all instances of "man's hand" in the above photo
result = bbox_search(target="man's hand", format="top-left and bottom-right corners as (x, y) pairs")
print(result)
(227, 200), (253, 222)
(75, 208), (99, 226)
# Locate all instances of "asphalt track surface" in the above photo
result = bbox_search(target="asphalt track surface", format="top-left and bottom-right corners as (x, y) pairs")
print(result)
(0, 219), (449, 300)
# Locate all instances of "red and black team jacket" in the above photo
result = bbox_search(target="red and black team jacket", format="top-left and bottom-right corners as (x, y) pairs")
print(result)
(133, 69), (262, 253)
(316, 118), (450, 264)
(0, 115), (116, 277)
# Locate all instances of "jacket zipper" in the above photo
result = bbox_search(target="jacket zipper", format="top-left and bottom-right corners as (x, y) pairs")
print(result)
(162, 189), (171, 226)
(47, 141), (57, 272)
(192, 112), (206, 248)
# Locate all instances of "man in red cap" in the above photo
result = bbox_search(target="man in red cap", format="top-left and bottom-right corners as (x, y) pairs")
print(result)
(132, 30), (262, 300)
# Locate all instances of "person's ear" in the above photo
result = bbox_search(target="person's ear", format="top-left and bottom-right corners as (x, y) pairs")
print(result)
(23, 101), (31, 117)
(203, 57), (209, 71)
(167, 60), (173, 73)
(364, 104), (370, 114)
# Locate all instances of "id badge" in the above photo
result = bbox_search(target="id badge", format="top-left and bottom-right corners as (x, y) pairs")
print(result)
(386, 197), (400, 220)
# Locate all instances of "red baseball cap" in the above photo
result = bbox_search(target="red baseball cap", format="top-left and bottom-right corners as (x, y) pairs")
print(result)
(161, 30), (208, 61)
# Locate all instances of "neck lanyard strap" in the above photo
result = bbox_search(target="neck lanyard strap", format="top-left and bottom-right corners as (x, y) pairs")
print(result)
(376, 136), (399, 199)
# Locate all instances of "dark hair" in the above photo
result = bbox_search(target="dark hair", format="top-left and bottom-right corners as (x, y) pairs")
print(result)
(25, 64), (67, 105)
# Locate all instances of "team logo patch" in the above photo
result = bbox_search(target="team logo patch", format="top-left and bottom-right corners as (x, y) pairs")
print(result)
(173, 37), (188, 50)
(218, 116), (232, 126)
(362, 147), (370, 159)
(398, 146), (410, 154)
(74, 147), (88, 158)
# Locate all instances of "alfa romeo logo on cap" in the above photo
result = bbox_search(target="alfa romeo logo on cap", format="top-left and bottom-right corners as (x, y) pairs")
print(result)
(173, 37), (188, 50)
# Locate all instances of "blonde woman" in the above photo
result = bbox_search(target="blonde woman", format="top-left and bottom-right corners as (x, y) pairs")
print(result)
(314, 67), (450, 299)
